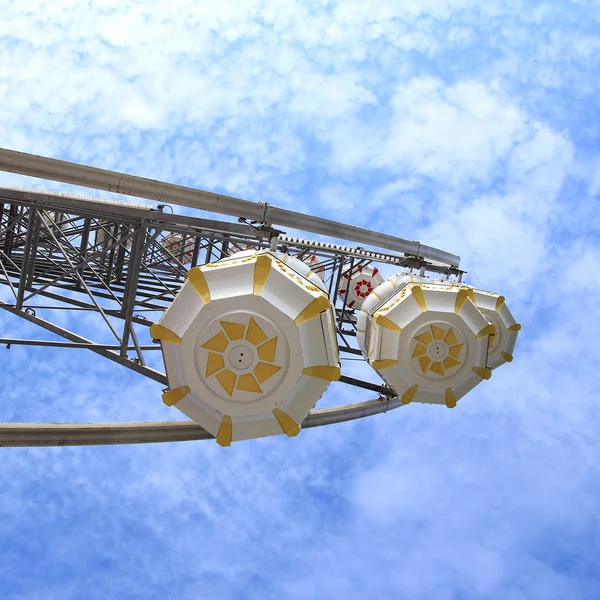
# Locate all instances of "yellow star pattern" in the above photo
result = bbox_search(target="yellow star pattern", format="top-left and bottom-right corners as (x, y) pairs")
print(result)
(201, 318), (281, 397)
(411, 324), (464, 376)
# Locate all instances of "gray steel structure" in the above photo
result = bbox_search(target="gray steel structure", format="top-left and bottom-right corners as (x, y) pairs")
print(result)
(0, 149), (463, 446)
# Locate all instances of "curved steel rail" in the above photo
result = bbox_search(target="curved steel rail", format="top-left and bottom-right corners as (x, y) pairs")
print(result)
(0, 147), (460, 267)
(0, 395), (403, 447)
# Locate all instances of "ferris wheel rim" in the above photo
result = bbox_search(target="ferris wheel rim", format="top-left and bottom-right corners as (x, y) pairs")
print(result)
(0, 148), (461, 267)
(0, 394), (404, 447)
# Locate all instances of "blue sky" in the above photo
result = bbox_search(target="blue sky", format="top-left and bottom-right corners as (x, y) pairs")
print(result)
(0, 1), (599, 598)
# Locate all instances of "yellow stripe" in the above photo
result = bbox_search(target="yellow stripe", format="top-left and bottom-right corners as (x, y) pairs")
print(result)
(415, 331), (433, 344)
(495, 296), (505, 312)
(442, 356), (461, 370)
(431, 325), (445, 340)
(150, 323), (182, 344)
(455, 289), (469, 314)
(508, 323), (522, 332)
(444, 327), (458, 345)
(216, 369), (237, 396)
(254, 361), (281, 383)
(472, 367), (492, 380)
(257, 337), (277, 362)
(374, 314), (402, 333)
(302, 365), (341, 381)
(417, 355), (432, 373)
(216, 415), (233, 447)
(412, 342), (427, 358)
(476, 323), (496, 340)
(445, 388), (457, 408)
(273, 408), (301, 437)
(410, 285), (427, 311)
(401, 384), (419, 405)
(201, 330), (229, 353)
(188, 268), (211, 303)
(371, 359), (398, 371)
(501, 351), (513, 363)
(253, 254), (271, 295)
(294, 295), (330, 326)
(429, 361), (444, 376)
(236, 373), (262, 393)
(220, 320), (246, 341)
(162, 386), (190, 407)
(206, 352), (225, 377)
(246, 317), (268, 345)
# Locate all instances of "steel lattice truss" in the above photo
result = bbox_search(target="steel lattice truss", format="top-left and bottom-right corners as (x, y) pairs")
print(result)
(0, 149), (462, 446)
(0, 182), (463, 445)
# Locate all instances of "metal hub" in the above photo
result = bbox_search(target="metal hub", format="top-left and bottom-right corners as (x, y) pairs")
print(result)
(227, 344), (256, 371)
(427, 341), (448, 361)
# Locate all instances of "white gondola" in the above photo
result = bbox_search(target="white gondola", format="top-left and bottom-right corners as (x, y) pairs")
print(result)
(337, 264), (384, 310)
(454, 284), (521, 371)
(357, 276), (499, 408)
(151, 250), (339, 445)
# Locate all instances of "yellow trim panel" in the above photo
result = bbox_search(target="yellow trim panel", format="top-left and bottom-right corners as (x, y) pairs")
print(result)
(472, 367), (492, 380)
(162, 386), (191, 407)
(302, 366), (341, 381)
(445, 388), (457, 408)
(150, 323), (182, 345)
(253, 254), (271, 295)
(246, 317), (268, 345)
(371, 359), (399, 371)
(273, 408), (301, 437)
(410, 285), (427, 312)
(401, 384), (419, 405)
(187, 268), (211, 304)
(216, 415), (233, 447)
(220, 320), (246, 341)
(375, 314), (402, 333)
(294, 295), (330, 326)
(455, 289), (469, 315)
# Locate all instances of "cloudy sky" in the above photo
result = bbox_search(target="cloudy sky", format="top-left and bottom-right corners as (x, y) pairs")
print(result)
(0, 0), (599, 598)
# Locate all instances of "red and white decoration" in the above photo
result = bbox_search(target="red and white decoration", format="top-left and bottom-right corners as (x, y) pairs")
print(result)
(225, 242), (254, 256)
(337, 264), (384, 309)
(302, 253), (326, 281)
(161, 232), (195, 264)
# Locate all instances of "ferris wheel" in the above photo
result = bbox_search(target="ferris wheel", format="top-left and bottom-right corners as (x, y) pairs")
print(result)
(0, 148), (520, 447)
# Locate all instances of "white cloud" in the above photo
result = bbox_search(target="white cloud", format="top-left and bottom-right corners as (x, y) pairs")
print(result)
(327, 77), (528, 187)
(0, 0), (599, 598)
(420, 124), (574, 295)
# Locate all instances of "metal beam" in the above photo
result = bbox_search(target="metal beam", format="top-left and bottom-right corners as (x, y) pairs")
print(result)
(0, 339), (159, 350)
(0, 148), (460, 266)
(338, 375), (393, 396)
(0, 301), (167, 385)
(0, 395), (404, 447)
(16, 207), (39, 309)
(119, 222), (146, 355)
